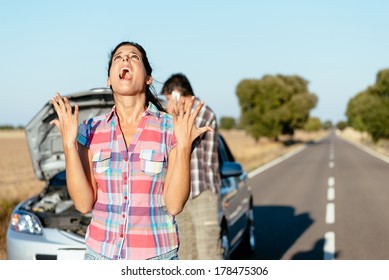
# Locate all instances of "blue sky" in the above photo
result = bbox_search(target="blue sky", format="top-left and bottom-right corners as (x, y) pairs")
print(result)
(1, 0), (388, 127)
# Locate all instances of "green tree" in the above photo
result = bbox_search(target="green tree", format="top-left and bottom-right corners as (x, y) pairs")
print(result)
(345, 91), (370, 132)
(304, 117), (321, 131)
(336, 121), (348, 131)
(236, 74), (317, 140)
(322, 120), (333, 130)
(219, 116), (236, 130)
(360, 95), (389, 142)
(346, 68), (389, 142)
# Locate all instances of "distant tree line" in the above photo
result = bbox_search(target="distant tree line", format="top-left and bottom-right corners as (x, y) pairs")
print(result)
(0, 125), (24, 130)
(346, 68), (389, 142)
(220, 74), (318, 141)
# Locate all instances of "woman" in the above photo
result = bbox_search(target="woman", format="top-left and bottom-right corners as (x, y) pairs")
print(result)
(50, 41), (211, 260)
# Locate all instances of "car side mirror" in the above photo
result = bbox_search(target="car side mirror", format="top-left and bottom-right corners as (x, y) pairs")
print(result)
(220, 162), (243, 178)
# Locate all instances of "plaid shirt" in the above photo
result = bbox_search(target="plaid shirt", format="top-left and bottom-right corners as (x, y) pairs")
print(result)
(190, 98), (221, 199)
(77, 102), (177, 260)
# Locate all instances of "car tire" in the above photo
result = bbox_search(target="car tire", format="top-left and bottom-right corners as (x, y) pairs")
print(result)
(241, 204), (256, 254)
(220, 225), (230, 260)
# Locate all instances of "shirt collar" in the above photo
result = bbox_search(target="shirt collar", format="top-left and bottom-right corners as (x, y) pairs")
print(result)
(144, 102), (161, 119)
(105, 102), (161, 123)
(105, 106), (116, 122)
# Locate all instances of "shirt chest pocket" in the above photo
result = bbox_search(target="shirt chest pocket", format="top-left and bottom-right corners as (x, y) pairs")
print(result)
(92, 149), (111, 173)
(139, 150), (165, 176)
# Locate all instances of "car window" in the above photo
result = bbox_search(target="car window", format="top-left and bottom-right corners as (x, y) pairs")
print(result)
(218, 135), (240, 197)
(218, 135), (235, 163)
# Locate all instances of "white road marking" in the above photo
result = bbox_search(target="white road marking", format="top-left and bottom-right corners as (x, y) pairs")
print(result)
(328, 177), (335, 187)
(324, 231), (335, 260)
(339, 135), (389, 164)
(327, 187), (335, 201)
(248, 145), (306, 178)
(325, 144), (336, 260)
(326, 203), (335, 224)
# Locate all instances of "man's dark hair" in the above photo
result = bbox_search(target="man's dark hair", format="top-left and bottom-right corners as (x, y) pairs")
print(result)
(161, 73), (195, 97)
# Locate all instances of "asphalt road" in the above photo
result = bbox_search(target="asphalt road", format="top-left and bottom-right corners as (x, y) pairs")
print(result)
(231, 130), (389, 260)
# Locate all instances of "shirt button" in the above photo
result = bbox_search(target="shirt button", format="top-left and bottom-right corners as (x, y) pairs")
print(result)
(120, 234), (124, 238)
(122, 214), (125, 218)
(124, 196), (127, 200)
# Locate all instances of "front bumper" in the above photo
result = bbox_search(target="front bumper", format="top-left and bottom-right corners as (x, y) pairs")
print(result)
(6, 227), (85, 260)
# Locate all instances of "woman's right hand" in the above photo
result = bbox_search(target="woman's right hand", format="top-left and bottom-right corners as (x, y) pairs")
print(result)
(50, 92), (79, 150)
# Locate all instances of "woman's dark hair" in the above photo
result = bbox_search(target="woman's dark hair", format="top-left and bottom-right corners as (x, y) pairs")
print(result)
(108, 41), (166, 112)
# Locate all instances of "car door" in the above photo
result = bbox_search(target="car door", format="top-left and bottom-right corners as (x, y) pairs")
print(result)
(218, 135), (251, 251)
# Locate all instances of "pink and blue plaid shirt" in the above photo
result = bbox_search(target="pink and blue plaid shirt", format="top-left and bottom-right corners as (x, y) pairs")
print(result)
(77, 102), (177, 259)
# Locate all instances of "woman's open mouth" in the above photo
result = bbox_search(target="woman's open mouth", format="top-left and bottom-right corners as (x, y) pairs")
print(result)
(119, 67), (132, 80)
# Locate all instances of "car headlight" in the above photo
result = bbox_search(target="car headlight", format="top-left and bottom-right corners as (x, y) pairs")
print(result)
(10, 211), (42, 235)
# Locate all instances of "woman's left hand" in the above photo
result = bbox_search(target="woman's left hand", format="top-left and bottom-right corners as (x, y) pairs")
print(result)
(170, 96), (212, 149)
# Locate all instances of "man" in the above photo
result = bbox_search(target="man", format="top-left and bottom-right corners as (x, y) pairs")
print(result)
(161, 73), (223, 259)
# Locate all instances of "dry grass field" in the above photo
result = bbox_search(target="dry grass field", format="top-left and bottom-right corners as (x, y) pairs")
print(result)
(0, 130), (45, 260)
(0, 128), (329, 260)
(0, 130), (45, 201)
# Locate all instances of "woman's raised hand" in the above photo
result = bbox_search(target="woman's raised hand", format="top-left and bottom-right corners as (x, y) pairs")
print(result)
(170, 96), (212, 149)
(50, 92), (79, 149)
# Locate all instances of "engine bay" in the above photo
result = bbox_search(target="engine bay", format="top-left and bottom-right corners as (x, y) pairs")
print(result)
(23, 188), (91, 237)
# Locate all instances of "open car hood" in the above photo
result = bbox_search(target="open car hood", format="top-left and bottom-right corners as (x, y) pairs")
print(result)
(25, 88), (115, 181)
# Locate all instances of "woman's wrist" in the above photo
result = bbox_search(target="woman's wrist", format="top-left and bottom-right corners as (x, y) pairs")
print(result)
(63, 141), (78, 153)
(175, 143), (191, 154)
